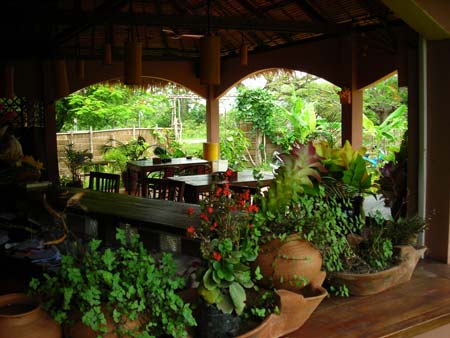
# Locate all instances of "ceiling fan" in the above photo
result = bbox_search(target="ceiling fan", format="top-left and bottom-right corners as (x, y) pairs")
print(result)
(162, 27), (204, 40)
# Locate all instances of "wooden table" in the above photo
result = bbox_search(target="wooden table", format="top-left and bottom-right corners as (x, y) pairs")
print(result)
(127, 158), (209, 197)
(169, 171), (274, 203)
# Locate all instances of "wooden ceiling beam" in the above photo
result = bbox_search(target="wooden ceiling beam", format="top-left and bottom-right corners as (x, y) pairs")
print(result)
(51, 0), (129, 48)
(1, 11), (338, 35)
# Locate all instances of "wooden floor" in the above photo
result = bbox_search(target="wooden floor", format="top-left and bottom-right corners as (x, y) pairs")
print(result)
(293, 259), (450, 338)
(1, 258), (449, 338)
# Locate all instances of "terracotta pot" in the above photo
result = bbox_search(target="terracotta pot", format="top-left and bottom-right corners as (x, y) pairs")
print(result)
(256, 234), (324, 292)
(332, 245), (427, 296)
(237, 287), (328, 338)
(0, 293), (61, 338)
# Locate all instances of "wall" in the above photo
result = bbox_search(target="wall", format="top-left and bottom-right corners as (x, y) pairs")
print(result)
(56, 127), (161, 177)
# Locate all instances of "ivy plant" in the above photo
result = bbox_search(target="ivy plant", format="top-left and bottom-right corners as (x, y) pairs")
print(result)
(29, 228), (196, 338)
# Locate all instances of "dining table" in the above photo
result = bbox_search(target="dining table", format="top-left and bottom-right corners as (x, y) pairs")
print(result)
(126, 157), (209, 197)
(169, 170), (274, 203)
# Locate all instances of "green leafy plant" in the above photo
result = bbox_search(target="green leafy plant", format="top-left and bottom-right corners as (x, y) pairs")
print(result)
(102, 136), (150, 172)
(63, 143), (92, 185)
(186, 173), (260, 316)
(316, 140), (377, 199)
(255, 141), (362, 287)
(29, 228), (196, 337)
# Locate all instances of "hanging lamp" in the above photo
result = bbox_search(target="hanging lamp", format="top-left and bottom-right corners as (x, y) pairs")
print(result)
(200, 35), (221, 85)
(55, 59), (70, 99)
(75, 35), (85, 80)
(124, 1), (142, 86)
(199, 0), (221, 85)
(103, 25), (112, 65)
(240, 33), (248, 66)
(1, 64), (15, 99)
(104, 43), (112, 65)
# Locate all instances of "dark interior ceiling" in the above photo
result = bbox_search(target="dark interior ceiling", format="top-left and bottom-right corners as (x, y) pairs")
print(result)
(0, 0), (403, 61)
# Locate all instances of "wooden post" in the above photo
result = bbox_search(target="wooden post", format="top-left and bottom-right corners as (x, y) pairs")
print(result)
(340, 34), (363, 148)
(89, 126), (94, 155)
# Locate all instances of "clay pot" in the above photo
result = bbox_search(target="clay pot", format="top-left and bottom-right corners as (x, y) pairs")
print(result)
(256, 234), (323, 291)
(237, 287), (328, 338)
(332, 245), (427, 296)
(0, 293), (61, 338)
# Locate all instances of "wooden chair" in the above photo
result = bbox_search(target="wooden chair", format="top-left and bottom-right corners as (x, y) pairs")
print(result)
(145, 177), (185, 202)
(88, 171), (120, 193)
(176, 164), (211, 176)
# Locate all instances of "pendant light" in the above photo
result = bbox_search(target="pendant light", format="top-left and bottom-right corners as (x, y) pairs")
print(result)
(124, 2), (142, 86)
(103, 25), (112, 65)
(1, 63), (15, 99)
(76, 35), (85, 80)
(55, 59), (70, 99)
(240, 33), (248, 66)
(199, 0), (221, 85)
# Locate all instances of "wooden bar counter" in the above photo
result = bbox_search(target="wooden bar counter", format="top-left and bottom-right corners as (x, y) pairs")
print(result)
(293, 260), (450, 338)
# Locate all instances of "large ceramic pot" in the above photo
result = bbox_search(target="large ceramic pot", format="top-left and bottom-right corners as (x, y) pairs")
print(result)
(332, 245), (427, 296)
(256, 234), (324, 292)
(0, 293), (61, 338)
(237, 287), (328, 338)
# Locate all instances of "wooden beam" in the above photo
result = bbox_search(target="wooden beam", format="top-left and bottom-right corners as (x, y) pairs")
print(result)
(0, 11), (339, 36)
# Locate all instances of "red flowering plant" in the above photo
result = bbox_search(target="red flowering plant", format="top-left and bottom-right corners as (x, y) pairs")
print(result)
(186, 172), (261, 316)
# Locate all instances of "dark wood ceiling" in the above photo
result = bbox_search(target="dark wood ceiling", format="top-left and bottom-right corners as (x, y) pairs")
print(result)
(0, 0), (402, 61)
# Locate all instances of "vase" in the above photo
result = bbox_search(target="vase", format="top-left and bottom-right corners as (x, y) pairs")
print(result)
(332, 245), (427, 296)
(198, 302), (240, 338)
(256, 234), (324, 292)
(0, 293), (61, 338)
(236, 287), (328, 338)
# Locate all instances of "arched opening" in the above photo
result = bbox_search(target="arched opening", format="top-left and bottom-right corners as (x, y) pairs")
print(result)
(362, 72), (408, 166)
(55, 79), (207, 187)
(218, 69), (341, 170)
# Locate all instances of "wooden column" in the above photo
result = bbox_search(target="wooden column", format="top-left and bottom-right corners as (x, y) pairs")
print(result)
(43, 102), (60, 184)
(425, 39), (450, 264)
(406, 32), (419, 218)
(340, 34), (363, 149)
(206, 85), (219, 144)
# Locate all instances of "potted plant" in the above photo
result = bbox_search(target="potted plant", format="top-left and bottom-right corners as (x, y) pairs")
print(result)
(331, 212), (427, 296)
(186, 176), (261, 338)
(63, 143), (92, 188)
(254, 141), (359, 296)
(314, 139), (427, 296)
(29, 227), (196, 337)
